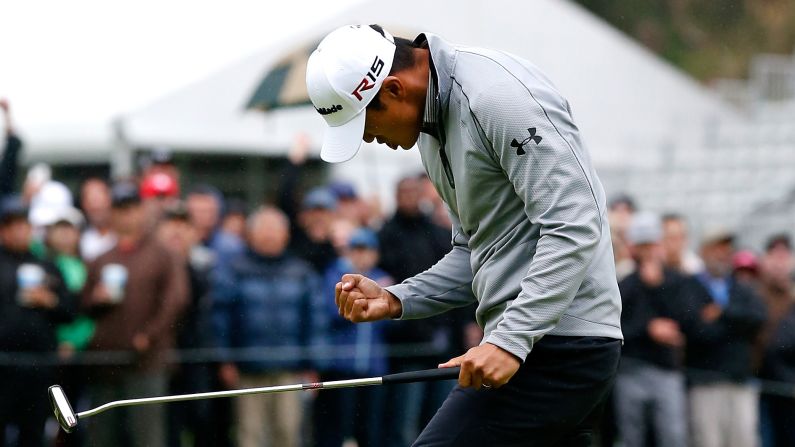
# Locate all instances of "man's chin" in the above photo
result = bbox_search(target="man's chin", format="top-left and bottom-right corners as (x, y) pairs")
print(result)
(399, 139), (419, 150)
(382, 140), (416, 151)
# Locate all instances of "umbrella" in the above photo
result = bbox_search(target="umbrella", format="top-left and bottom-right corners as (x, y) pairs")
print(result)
(245, 40), (320, 111)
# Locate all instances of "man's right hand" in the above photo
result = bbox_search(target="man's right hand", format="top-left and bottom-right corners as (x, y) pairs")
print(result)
(335, 274), (402, 323)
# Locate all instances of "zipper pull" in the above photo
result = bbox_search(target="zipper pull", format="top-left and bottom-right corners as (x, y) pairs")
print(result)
(439, 147), (455, 189)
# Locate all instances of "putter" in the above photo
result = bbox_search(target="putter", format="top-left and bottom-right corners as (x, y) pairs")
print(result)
(49, 366), (460, 433)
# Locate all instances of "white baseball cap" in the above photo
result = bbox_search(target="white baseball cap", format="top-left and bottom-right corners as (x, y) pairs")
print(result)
(29, 181), (74, 228)
(306, 25), (396, 163)
(627, 212), (662, 245)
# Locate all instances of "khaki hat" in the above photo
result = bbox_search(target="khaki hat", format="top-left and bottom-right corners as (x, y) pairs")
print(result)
(700, 226), (735, 246)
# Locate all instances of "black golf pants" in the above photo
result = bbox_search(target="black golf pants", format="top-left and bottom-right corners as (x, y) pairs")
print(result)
(413, 336), (621, 447)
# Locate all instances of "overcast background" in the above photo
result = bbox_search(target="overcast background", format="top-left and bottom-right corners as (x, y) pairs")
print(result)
(0, 0), (362, 126)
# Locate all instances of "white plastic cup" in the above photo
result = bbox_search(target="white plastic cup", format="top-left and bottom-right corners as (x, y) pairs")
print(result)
(101, 264), (128, 304)
(17, 263), (45, 305)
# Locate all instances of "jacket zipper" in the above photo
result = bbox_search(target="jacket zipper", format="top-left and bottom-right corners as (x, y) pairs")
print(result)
(435, 96), (455, 190)
(429, 61), (454, 190)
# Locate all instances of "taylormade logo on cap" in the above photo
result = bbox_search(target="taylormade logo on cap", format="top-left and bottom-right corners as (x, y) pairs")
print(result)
(306, 25), (396, 163)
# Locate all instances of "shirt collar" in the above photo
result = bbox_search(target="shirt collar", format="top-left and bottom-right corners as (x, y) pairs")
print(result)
(421, 69), (440, 138)
(418, 36), (440, 139)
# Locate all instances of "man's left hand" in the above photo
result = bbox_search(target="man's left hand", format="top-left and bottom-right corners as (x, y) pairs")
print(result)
(439, 343), (521, 390)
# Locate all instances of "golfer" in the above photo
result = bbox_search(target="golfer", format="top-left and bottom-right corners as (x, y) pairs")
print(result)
(306, 25), (623, 446)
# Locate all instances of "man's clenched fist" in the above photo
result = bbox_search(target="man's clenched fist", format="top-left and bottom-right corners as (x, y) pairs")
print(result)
(335, 273), (402, 322)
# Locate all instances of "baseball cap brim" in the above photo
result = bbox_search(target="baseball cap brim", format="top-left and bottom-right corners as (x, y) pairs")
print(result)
(320, 111), (366, 163)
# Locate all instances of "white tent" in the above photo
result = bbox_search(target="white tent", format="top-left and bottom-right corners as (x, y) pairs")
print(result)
(115, 0), (738, 203)
(12, 121), (117, 165)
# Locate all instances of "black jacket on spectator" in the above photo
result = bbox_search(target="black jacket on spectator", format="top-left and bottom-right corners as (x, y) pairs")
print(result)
(0, 134), (22, 199)
(176, 259), (214, 351)
(278, 161), (337, 272)
(0, 248), (74, 354)
(761, 305), (795, 385)
(379, 212), (451, 285)
(379, 211), (460, 363)
(289, 230), (337, 273)
(0, 248), (73, 447)
(619, 269), (695, 370)
(684, 276), (767, 384)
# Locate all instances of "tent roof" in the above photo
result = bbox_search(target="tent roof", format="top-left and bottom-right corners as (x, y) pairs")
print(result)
(12, 121), (117, 164)
(120, 0), (740, 167)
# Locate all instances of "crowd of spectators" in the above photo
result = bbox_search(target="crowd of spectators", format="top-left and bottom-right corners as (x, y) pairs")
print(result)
(606, 197), (795, 447)
(0, 100), (477, 447)
(1, 95), (794, 447)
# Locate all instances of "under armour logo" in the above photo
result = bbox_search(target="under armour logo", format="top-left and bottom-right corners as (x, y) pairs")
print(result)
(510, 128), (542, 155)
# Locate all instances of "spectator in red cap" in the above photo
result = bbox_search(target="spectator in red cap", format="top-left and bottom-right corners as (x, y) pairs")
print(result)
(140, 147), (180, 187)
(732, 250), (760, 288)
(140, 172), (180, 230)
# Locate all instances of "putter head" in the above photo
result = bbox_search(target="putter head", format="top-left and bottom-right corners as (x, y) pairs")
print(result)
(48, 385), (78, 433)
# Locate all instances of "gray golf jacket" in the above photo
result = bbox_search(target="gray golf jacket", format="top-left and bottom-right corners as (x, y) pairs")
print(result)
(385, 33), (623, 361)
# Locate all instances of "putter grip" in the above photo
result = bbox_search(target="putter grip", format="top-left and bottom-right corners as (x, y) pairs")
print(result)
(382, 367), (461, 385)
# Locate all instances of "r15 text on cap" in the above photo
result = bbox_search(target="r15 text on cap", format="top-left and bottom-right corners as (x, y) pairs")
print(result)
(351, 56), (385, 101)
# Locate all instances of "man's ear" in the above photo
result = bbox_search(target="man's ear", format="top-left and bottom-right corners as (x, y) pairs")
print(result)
(380, 76), (404, 101)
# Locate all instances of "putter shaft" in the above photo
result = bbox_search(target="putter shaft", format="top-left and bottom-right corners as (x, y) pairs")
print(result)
(79, 376), (383, 418)
(51, 366), (461, 433)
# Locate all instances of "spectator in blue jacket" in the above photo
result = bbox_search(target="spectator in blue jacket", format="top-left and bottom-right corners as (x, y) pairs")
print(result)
(211, 206), (321, 447)
(314, 227), (393, 447)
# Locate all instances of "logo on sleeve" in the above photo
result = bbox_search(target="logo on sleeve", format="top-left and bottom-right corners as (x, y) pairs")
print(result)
(510, 127), (542, 155)
(351, 56), (385, 101)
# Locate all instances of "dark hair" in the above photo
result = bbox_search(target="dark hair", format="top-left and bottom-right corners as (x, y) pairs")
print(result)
(608, 193), (636, 212)
(661, 213), (685, 223)
(223, 198), (248, 217)
(765, 233), (792, 253)
(186, 183), (224, 212)
(367, 24), (420, 111)
(161, 203), (190, 223)
(187, 183), (221, 198)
